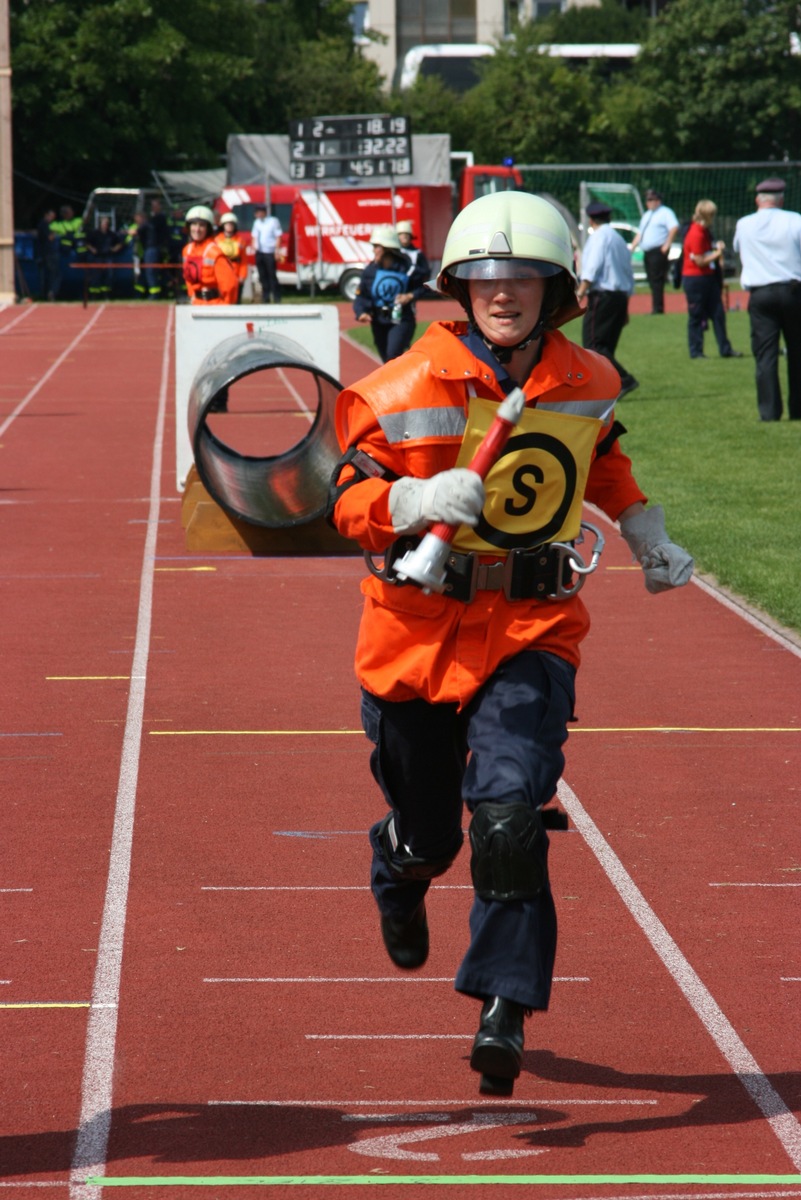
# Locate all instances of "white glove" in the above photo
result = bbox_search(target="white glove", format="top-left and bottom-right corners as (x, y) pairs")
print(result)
(389, 469), (486, 536)
(619, 505), (694, 594)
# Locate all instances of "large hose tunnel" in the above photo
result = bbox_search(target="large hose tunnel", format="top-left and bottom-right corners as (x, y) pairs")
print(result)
(187, 328), (344, 529)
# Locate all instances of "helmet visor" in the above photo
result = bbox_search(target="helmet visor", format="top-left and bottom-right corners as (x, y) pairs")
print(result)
(448, 257), (562, 280)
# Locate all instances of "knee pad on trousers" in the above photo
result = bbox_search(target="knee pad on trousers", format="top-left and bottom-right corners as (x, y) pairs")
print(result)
(377, 813), (461, 882)
(469, 802), (548, 901)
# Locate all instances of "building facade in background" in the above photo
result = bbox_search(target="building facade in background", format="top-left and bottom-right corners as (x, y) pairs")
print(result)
(355, 0), (604, 86)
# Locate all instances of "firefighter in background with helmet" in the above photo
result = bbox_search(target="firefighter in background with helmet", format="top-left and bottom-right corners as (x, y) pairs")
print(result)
(328, 192), (693, 1096)
(215, 212), (249, 303)
(353, 225), (426, 362)
(396, 218), (431, 284)
(181, 206), (239, 305)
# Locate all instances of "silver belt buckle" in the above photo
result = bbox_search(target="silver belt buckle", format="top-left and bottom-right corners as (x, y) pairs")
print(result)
(474, 559), (506, 592)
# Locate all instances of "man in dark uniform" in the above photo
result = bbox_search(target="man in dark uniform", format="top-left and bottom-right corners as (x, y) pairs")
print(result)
(734, 177), (801, 421)
(577, 201), (638, 398)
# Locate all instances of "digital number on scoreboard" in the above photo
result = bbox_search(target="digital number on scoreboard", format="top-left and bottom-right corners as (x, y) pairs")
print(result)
(288, 115), (412, 180)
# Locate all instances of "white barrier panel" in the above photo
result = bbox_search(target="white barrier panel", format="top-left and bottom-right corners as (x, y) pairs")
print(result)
(174, 304), (340, 491)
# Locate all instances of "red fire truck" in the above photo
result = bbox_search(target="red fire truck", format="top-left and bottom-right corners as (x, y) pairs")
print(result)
(215, 163), (522, 301)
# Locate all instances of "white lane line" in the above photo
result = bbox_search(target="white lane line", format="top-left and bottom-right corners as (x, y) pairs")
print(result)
(68, 307), (173, 1200)
(276, 367), (315, 422)
(691, 573), (801, 660)
(585, 501), (801, 660)
(710, 882), (801, 887)
(0, 305), (105, 441)
(558, 777), (801, 1170)
(209, 1097), (656, 1108)
(204, 976), (589, 984)
(0, 888), (33, 892)
(309, 1034), (471, 1040)
(341, 329), (382, 365)
(200, 884), (473, 891)
(0, 303), (38, 334)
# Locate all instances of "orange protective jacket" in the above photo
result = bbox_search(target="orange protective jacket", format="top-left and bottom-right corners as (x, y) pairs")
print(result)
(215, 231), (249, 283)
(331, 320), (647, 708)
(182, 237), (239, 304)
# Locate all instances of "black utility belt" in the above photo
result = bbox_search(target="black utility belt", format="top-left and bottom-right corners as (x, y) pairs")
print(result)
(198, 287), (220, 300)
(371, 534), (601, 603)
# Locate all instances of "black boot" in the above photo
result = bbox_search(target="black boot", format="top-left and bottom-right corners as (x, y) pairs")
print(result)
(380, 901), (429, 969)
(470, 995), (527, 1096)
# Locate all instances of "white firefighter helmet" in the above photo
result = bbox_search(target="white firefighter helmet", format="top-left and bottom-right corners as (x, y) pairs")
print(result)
(185, 205), (216, 226)
(436, 191), (575, 289)
(369, 225), (402, 253)
(219, 211), (238, 228)
(396, 220), (415, 236)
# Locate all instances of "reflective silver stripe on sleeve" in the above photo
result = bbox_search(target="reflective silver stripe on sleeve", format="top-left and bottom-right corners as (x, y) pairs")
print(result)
(378, 407), (468, 444)
(541, 398), (617, 421)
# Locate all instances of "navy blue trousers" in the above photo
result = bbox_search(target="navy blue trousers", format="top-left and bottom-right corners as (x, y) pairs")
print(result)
(371, 316), (415, 363)
(361, 649), (576, 1010)
(683, 274), (734, 358)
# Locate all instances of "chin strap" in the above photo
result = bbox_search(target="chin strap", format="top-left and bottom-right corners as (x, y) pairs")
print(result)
(471, 317), (546, 365)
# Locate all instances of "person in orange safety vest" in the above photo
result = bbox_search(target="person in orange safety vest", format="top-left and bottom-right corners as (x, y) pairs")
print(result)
(215, 211), (249, 303)
(181, 205), (239, 305)
(327, 191), (694, 1098)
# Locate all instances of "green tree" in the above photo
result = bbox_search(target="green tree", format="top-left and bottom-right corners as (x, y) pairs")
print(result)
(624, 0), (801, 160)
(531, 0), (647, 44)
(461, 26), (598, 164)
(10, 0), (379, 223)
(11, 0), (259, 220)
(386, 76), (478, 155)
(269, 36), (385, 128)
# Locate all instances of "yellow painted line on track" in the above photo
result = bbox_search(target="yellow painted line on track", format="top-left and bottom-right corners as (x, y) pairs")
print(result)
(154, 566), (217, 572)
(1, 1002), (91, 1009)
(149, 726), (800, 736)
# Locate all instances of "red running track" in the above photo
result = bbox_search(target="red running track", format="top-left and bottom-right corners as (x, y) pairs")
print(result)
(0, 300), (799, 1199)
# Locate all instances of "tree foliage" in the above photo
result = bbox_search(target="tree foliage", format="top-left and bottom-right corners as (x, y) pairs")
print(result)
(530, 0), (648, 43)
(626, 0), (801, 161)
(10, 0), (801, 225)
(10, 0), (379, 221)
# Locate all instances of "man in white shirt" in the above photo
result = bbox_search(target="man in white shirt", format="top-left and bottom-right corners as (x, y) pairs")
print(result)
(251, 204), (283, 303)
(734, 176), (801, 421)
(629, 188), (679, 315)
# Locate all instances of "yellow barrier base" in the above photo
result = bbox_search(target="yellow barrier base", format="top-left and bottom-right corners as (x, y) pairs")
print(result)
(181, 468), (359, 556)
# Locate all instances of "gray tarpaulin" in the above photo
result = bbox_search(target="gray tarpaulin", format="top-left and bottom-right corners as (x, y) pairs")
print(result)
(153, 168), (226, 206)
(225, 133), (451, 187)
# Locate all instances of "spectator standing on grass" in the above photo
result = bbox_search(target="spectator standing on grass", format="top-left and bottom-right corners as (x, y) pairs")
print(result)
(85, 216), (125, 300)
(681, 199), (742, 361)
(576, 200), (639, 398)
(328, 191), (693, 1099)
(139, 198), (170, 299)
(353, 225), (423, 363)
(36, 208), (60, 299)
(251, 203), (283, 303)
(124, 212), (147, 298)
(629, 188), (679, 315)
(50, 205), (86, 292)
(733, 177), (801, 421)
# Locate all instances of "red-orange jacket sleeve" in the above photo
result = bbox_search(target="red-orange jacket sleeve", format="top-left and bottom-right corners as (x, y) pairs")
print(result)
(585, 433), (647, 521)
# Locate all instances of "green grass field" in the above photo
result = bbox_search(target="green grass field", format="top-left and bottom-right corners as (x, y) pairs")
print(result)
(347, 311), (800, 636)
